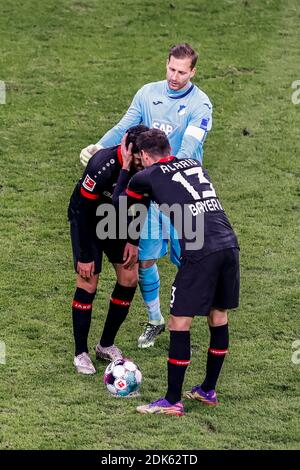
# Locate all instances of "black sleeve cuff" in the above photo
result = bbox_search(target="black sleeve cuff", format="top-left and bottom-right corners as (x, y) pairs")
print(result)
(112, 169), (132, 205)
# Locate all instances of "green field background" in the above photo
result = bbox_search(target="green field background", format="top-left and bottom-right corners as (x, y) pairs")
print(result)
(0, 0), (299, 450)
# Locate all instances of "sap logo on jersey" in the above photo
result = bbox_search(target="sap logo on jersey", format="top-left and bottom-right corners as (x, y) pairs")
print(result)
(152, 121), (177, 136)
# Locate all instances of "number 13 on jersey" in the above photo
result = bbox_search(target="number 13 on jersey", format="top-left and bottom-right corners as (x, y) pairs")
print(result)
(172, 167), (217, 200)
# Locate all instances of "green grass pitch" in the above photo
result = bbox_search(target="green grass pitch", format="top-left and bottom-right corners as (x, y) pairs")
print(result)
(0, 0), (299, 450)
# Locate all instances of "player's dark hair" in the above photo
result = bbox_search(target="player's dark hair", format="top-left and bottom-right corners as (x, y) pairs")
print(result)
(126, 125), (149, 154)
(168, 43), (198, 69)
(136, 129), (171, 158)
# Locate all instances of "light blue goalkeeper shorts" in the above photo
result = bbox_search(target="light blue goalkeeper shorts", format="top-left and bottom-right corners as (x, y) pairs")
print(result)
(138, 202), (181, 267)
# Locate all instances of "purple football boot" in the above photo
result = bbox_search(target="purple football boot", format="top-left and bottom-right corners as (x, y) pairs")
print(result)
(136, 397), (185, 416)
(184, 385), (219, 406)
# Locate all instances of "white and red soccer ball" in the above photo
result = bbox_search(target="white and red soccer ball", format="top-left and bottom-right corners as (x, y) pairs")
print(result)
(104, 358), (142, 397)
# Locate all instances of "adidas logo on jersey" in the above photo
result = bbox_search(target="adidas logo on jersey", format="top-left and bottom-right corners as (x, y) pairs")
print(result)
(152, 120), (177, 136)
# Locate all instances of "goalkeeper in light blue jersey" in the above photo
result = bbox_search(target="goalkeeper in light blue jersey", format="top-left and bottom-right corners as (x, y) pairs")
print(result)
(80, 43), (212, 349)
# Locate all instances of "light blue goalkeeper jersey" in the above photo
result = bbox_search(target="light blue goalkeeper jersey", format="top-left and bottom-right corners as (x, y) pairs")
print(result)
(98, 80), (212, 163)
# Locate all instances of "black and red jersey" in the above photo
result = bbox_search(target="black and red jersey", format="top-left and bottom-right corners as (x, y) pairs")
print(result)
(68, 145), (130, 262)
(124, 156), (239, 261)
(69, 145), (124, 213)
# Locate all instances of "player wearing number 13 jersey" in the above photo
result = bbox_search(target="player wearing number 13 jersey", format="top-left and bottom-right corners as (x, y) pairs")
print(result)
(118, 129), (240, 416)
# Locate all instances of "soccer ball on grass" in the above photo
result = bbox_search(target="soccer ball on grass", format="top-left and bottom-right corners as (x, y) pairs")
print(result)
(104, 358), (142, 397)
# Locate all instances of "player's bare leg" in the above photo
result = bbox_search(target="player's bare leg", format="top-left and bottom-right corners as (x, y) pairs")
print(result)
(114, 263), (139, 287)
(95, 263), (138, 361)
(208, 308), (228, 327)
(138, 259), (165, 348)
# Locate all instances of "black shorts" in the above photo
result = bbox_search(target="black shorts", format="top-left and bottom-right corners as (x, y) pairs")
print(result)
(70, 218), (127, 274)
(170, 248), (240, 317)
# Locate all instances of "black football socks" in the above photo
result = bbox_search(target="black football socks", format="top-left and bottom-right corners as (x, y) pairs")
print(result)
(201, 323), (229, 392)
(72, 288), (96, 356)
(165, 331), (191, 405)
(99, 283), (136, 347)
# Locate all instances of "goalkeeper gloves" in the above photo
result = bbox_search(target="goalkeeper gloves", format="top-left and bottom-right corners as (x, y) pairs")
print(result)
(80, 143), (103, 167)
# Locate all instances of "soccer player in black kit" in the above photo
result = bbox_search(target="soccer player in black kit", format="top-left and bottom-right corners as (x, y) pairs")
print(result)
(68, 125), (148, 375)
(118, 129), (240, 416)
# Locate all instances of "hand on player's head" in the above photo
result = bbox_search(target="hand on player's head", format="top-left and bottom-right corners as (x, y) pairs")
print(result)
(121, 134), (133, 170)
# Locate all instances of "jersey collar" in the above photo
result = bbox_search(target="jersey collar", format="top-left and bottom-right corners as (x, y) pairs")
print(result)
(156, 156), (175, 163)
(117, 145), (123, 166)
(167, 83), (194, 99)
